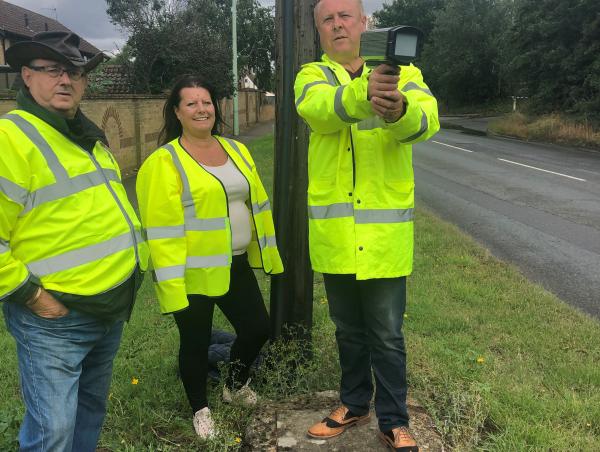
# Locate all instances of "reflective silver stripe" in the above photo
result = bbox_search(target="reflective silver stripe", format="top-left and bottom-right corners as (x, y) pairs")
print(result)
(152, 254), (230, 282)
(186, 217), (227, 231)
(187, 254), (229, 268)
(103, 168), (120, 182)
(134, 229), (144, 244)
(295, 80), (330, 108)
(309, 205), (414, 223)
(2, 114), (69, 181)
(221, 137), (252, 171)
(252, 200), (271, 214)
(357, 116), (385, 131)
(400, 109), (428, 143)
(334, 86), (362, 124)
(163, 143), (196, 219)
(22, 168), (120, 214)
(0, 176), (28, 205)
(163, 144), (228, 234)
(0, 239), (8, 254)
(145, 225), (185, 240)
(309, 203), (354, 219)
(258, 234), (277, 249)
(401, 82), (433, 97)
(153, 265), (185, 282)
(317, 65), (337, 86)
(355, 208), (414, 224)
(26, 232), (136, 277)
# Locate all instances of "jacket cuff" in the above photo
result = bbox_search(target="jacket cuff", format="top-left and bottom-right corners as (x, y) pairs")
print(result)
(383, 93), (421, 133)
(9, 275), (41, 305)
(343, 73), (372, 119)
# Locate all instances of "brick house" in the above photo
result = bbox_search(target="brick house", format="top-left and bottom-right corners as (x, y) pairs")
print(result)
(0, 0), (101, 89)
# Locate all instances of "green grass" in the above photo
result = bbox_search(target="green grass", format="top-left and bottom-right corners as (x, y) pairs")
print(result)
(1, 134), (599, 450)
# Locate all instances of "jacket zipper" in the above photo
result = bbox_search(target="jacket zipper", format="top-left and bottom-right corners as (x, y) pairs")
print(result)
(87, 146), (141, 317)
(87, 150), (140, 264)
(329, 66), (357, 190)
(349, 128), (356, 189)
(216, 138), (266, 270)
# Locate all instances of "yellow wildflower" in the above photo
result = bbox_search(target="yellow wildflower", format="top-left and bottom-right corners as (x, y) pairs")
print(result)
(476, 356), (485, 364)
(235, 437), (242, 443)
(131, 377), (139, 385)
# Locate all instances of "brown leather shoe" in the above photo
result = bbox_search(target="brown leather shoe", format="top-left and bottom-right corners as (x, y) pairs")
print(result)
(307, 405), (370, 439)
(378, 426), (419, 451)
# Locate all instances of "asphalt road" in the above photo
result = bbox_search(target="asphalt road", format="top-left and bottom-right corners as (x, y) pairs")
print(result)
(414, 129), (600, 319)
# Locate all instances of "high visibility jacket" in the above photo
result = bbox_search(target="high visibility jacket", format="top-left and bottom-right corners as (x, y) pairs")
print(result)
(0, 110), (149, 300)
(136, 136), (283, 314)
(294, 54), (439, 279)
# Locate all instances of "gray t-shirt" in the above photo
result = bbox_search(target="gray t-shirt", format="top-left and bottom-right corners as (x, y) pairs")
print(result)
(201, 157), (252, 254)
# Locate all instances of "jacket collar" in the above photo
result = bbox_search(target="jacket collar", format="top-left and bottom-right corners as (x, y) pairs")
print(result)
(320, 54), (371, 82)
(16, 88), (107, 147)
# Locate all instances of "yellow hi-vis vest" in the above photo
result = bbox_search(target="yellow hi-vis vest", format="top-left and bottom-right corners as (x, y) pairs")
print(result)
(0, 110), (149, 299)
(294, 54), (440, 279)
(136, 136), (283, 314)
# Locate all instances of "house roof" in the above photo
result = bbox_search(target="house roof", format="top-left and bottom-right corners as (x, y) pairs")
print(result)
(87, 65), (132, 94)
(0, 1), (100, 56)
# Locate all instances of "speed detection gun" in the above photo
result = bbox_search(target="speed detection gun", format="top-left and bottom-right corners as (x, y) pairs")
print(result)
(359, 25), (423, 67)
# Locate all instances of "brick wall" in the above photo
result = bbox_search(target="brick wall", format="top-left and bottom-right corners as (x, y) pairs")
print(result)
(0, 90), (274, 175)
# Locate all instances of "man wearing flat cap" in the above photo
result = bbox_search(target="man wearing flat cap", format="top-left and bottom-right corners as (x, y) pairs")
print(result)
(0, 31), (148, 451)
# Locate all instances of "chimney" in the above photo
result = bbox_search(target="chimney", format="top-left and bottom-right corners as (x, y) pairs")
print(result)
(24, 13), (29, 27)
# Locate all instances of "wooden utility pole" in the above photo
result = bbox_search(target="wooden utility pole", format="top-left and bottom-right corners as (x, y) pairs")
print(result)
(270, 0), (320, 341)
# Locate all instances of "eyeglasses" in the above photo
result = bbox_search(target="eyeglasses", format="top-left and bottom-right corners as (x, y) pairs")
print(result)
(27, 65), (85, 81)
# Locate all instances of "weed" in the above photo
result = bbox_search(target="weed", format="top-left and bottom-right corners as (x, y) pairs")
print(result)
(490, 113), (600, 148)
(1, 135), (599, 450)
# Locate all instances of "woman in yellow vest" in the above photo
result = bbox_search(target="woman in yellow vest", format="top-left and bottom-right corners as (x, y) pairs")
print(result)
(136, 75), (283, 439)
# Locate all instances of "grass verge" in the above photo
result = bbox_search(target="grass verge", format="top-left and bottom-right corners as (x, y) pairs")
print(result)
(490, 113), (600, 149)
(1, 133), (599, 450)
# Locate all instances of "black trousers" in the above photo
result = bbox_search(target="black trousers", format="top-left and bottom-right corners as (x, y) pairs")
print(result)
(173, 254), (270, 413)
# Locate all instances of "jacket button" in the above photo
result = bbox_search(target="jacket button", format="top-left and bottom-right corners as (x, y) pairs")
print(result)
(347, 147), (351, 152)
(348, 192), (352, 197)
(356, 199), (361, 204)
(358, 246), (364, 251)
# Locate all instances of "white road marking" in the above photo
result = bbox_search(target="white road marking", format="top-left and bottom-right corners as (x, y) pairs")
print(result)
(497, 158), (587, 182)
(432, 141), (474, 153)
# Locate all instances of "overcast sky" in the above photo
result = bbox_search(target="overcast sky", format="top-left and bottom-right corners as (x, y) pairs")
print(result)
(7, 0), (388, 54)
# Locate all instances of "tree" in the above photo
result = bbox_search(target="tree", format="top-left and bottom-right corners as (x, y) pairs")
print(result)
(419, 0), (511, 107)
(508, 0), (600, 118)
(105, 0), (275, 94)
(235, 0), (275, 91)
(373, 0), (444, 41)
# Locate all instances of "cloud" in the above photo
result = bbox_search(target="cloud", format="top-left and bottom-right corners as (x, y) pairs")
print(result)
(6, 0), (126, 53)
(6, 0), (389, 54)
(259, 0), (386, 14)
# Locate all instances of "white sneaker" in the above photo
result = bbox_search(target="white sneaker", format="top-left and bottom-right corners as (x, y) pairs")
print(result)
(193, 407), (216, 439)
(222, 379), (258, 406)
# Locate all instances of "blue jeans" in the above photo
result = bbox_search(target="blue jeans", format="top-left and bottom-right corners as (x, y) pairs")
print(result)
(2, 302), (124, 452)
(323, 274), (408, 432)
